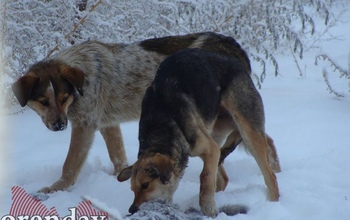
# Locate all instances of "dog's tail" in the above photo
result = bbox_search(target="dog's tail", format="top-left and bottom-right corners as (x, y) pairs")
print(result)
(219, 204), (248, 216)
(186, 204), (248, 217)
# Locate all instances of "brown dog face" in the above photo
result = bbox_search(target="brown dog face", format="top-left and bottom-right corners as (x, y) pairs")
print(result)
(11, 61), (84, 131)
(117, 153), (180, 214)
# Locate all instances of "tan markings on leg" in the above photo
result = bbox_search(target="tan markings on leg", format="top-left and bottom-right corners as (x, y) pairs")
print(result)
(100, 125), (128, 174)
(194, 130), (220, 218)
(236, 117), (279, 201)
(211, 107), (236, 145)
(211, 110), (238, 192)
(39, 125), (96, 193)
(222, 96), (280, 201)
(216, 164), (229, 192)
(219, 129), (242, 165)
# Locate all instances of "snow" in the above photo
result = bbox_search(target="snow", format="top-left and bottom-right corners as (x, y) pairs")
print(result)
(1, 5), (350, 220)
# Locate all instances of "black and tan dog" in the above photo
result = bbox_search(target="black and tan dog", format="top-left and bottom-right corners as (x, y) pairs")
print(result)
(11, 32), (253, 193)
(117, 48), (280, 217)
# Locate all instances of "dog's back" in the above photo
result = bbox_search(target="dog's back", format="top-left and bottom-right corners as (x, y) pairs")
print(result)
(140, 32), (251, 74)
(143, 48), (251, 119)
(139, 48), (253, 154)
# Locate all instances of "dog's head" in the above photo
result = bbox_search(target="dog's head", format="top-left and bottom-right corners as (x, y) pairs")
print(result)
(11, 61), (84, 131)
(117, 153), (180, 214)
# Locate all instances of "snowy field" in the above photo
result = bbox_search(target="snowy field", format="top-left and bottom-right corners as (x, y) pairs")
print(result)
(1, 6), (350, 220)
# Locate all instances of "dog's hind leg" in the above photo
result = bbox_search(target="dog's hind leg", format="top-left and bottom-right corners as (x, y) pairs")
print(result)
(218, 130), (281, 173)
(222, 89), (279, 201)
(213, 128), (241, 192)
(232, 115), (279, 201)
(211, 109), (240, 192)
(216, 164), (229, 192)
(218, 129), (242, 165)
(246, 129), (279, 201)
(195, 131), (221, 217)
(100, 125), (128, 175)
(39, 126), (96, 193)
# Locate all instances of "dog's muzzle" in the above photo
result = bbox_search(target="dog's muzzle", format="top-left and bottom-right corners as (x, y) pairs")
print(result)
(129, 204), (139, 214)
(52, 119), (67, 131)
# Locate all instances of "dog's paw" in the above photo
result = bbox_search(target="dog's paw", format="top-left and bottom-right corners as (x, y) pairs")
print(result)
(201, 205), (218, 218)
(37, 179), (71, 194)
(38, 186), (56, 194)
(200, 199), (218, 218)
(30, 192), (50, 201)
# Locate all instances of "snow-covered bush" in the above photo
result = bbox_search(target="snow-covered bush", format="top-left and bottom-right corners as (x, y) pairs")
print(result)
(1, 0), (349, 106)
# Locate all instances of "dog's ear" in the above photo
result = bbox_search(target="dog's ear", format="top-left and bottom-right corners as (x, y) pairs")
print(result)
(145, 164), (160, 179)
(11, 75), (39, 107)
(60, 66), (85, 96)
(117, 165), (133, 182)
(159, 171), (172, 185)
(145, 164), (171, 184)
(146, 154), (173, 184)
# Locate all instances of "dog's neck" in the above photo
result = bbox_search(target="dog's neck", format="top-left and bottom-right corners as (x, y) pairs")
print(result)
(138, 119), (190, 175)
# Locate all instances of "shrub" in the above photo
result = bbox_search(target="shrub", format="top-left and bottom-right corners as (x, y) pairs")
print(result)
(1, 0), (349, 107)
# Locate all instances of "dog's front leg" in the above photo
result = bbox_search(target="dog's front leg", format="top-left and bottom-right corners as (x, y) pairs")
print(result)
(198, 136), (220, 218)
(39, 126), (95, 193)
(100, 125), (128, 175)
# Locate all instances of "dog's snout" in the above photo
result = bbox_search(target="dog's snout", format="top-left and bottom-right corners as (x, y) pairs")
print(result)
(53, 120), (66, 131)
(128, 204), (139, 214)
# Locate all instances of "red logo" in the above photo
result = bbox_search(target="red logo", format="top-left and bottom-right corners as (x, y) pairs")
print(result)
(3, 186), (108, 219)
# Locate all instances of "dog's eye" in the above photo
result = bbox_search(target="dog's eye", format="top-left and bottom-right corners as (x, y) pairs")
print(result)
(39, 100), (49, 106)
(61, 96), (68, 104)
(141, 182), (149, 190)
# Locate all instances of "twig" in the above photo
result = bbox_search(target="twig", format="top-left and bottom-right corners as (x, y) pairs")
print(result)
(305, 9), (346, 51)
(322, 69), (343, 97)
(288, 39), (303, 77)
(315, 54), (349, 78)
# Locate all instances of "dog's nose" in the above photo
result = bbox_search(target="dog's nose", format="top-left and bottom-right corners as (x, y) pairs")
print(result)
(53, 121), (65, 131)
(129, 204), (139, 214)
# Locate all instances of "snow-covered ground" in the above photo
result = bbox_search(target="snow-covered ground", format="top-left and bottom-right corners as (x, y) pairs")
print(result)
(1, 6), (350, 220)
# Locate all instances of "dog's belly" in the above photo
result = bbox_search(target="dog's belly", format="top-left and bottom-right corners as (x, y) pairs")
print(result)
(99, 109), (141, 127)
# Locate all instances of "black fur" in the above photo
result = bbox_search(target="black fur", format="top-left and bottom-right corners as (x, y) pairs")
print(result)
(138, 48), (249, 169)
(126, 47), (280, 218)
